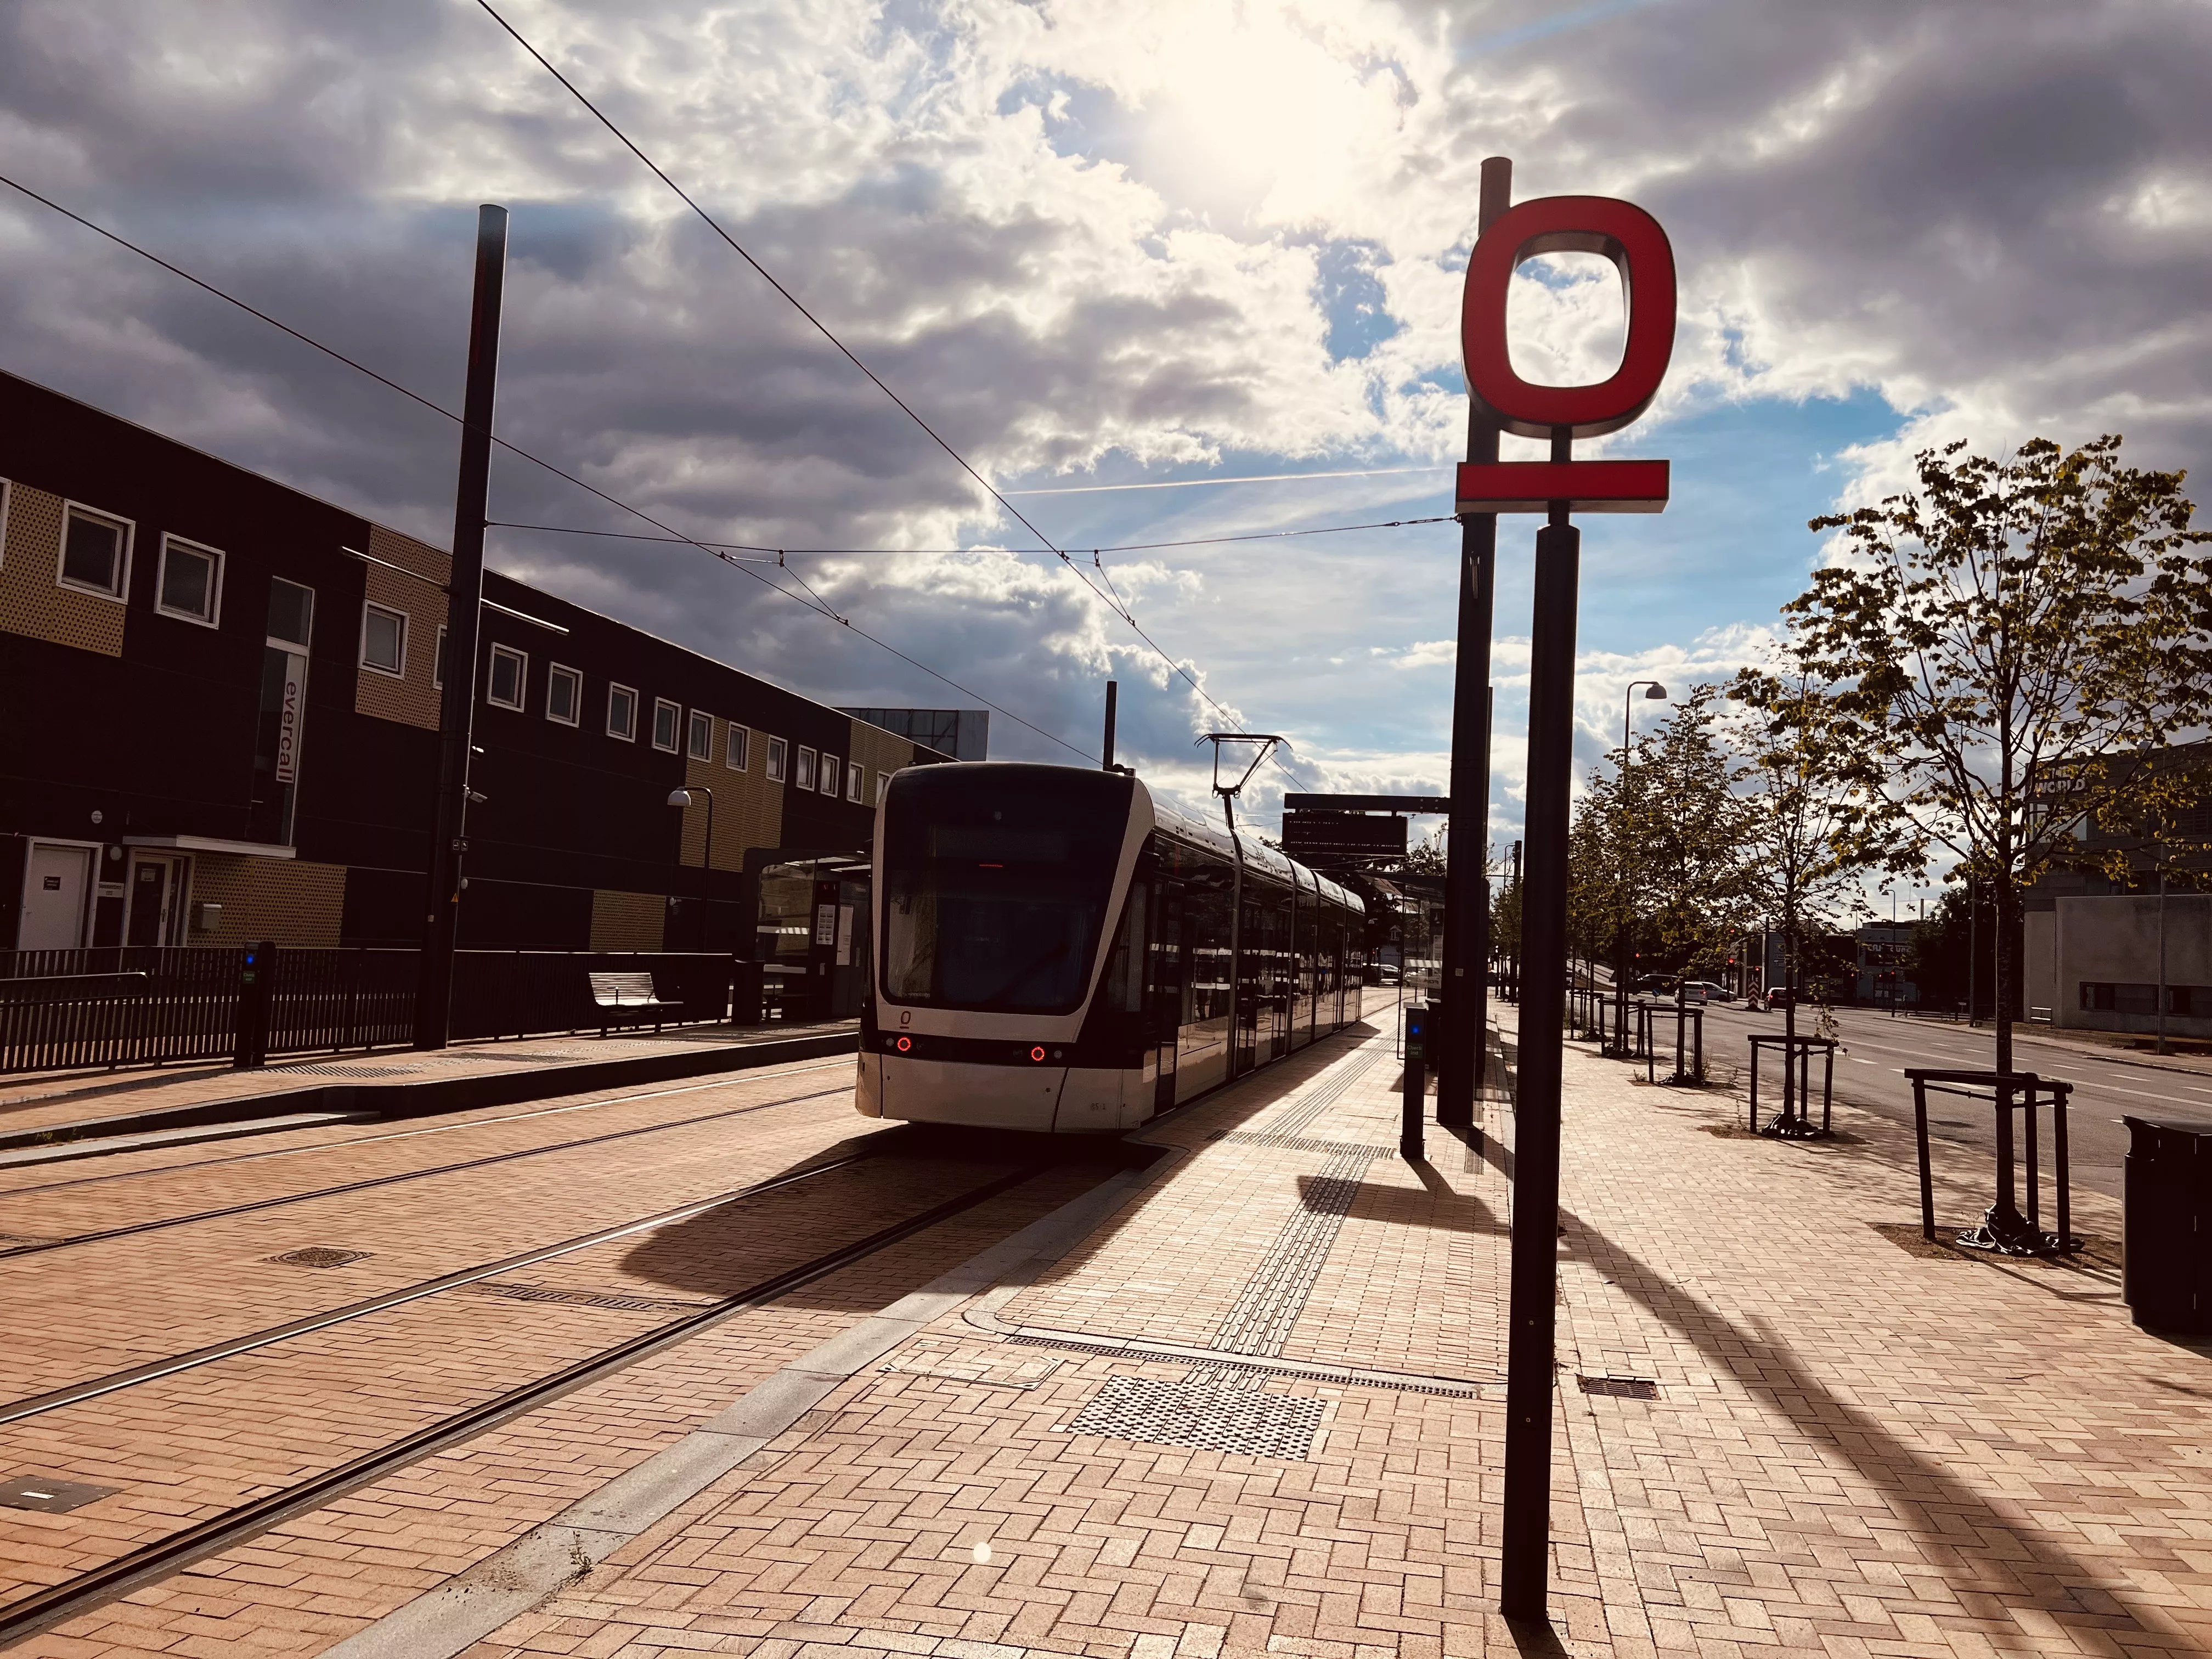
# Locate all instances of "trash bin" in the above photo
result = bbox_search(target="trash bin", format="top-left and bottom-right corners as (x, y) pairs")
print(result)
(2123, 1116), (2212, 1335)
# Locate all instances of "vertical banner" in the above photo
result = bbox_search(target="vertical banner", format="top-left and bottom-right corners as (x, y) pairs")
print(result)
(272, 652), (307, 786)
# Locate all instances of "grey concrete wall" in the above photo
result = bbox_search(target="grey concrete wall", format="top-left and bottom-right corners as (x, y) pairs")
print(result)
(2051, 893), (2212, 1036)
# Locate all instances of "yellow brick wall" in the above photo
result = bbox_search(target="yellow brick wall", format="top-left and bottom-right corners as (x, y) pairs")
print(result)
(0, 483), (127, 656)
(847, 719), (919, 806)
(590, 889), (666, 951)
(185, 855), (346, 948)
(352, 526), (450, 730)
(681, 721), (784, 869)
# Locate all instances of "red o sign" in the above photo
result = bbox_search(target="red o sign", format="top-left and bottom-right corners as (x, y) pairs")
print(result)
(1462, 195), (1676, 441)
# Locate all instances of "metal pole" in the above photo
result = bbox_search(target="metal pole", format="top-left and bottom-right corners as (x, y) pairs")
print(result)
(1500, 466), (1579, 1622)
(2157, 867), (2169, 1056)
(1102, 680), (1119, 771)
(415, 204), (508, 1052)
(1439, 156), (1511, 1132)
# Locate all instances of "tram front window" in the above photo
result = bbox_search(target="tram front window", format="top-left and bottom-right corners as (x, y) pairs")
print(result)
(880, 768), (1130, 1014)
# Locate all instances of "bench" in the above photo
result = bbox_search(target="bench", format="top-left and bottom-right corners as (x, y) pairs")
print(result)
(588, 970), (681, 1036)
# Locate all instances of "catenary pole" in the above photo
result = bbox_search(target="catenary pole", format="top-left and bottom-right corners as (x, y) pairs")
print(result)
(1438, 154), (1511, 1132)
(1102, 680), (1119, 771)
(415, 204), (509, 1051)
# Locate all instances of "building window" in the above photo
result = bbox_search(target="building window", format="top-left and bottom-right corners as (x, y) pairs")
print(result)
(608, 684), (638, 741)
(796, 746), (817, 790)
(59, 504), (132, 600)
(766, 736), (787, 782)
(652, 698), (681, 752)
(875, 772), (890, 805)
(726, 723), (749, 771)
(360, 602), (407, 677)
(155, 535), (223, 625)
(433, 624), (447, 689)
(2083, 981), (2204, 1015)
(267, 577), (314, 648)
(820, 753), (841, 796)
(546, 663), (581, 726)
(687, 709), (714, 761)
(845, 760), (863, 803)
(487, 644), (527, 710)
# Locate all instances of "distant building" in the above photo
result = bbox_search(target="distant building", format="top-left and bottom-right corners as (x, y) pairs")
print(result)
(1853, 923), (1918, 1006)
(0, 370), (949, 958)
(2023, 740), (2211, 1038)
(837, 707), (989, 763)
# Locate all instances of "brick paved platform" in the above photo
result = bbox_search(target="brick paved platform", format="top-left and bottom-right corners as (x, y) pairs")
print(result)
(20, 995), (2212, 1658)
(0, 1020), (855, 1149)
(404, 1007), (2207, 1659)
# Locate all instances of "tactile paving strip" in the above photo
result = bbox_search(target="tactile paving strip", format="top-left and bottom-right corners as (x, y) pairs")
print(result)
(1236, 1045), (1389, 1145)
(1210, 1147), (1370, 1356)
(1061, 1374), (1328, 1459)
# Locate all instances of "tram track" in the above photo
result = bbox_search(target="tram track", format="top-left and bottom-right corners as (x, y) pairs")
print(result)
(0, 1155), (1054, 1647)
(0, 1074), (854, 1261)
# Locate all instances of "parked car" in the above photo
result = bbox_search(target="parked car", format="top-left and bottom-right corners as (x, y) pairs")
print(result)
(1763, 985), (1796, 1009)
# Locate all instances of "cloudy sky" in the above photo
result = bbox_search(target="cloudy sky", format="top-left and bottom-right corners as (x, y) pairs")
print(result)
(4, 0), (2208, 860)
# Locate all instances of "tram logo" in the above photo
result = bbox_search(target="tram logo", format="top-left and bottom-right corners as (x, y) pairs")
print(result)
(1454, 194), (1675, 516)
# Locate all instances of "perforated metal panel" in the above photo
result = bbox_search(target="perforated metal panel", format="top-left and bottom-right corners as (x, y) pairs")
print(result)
(1062, 1375), (1327, 1460)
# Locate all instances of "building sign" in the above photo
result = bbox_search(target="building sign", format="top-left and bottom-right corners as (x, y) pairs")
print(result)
(272, 652), (307, 786)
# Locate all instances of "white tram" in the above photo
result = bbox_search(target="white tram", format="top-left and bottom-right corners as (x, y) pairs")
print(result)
(856, 762), (1365, 1132)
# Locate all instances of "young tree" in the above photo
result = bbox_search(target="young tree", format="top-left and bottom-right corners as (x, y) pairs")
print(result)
(1728, 664), (1904, 1125)
(1767, 435), (2212, 1229)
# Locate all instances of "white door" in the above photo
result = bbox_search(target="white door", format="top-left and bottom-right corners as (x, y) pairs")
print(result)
(21, 844), (92, 950)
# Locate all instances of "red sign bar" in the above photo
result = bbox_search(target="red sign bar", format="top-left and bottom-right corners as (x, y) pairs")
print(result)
(1454, 459), (1668, 514)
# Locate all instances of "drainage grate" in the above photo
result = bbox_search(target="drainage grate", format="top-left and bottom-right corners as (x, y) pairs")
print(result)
(1061, 1375), (1328, 1460)
(0, 1474), (117, 1513)
(457, 1282), (712, 1313)
(1577, 1375), (1658, 1400)
(273, 1064), (420, 1079)
(268, 1247), (371, 1269)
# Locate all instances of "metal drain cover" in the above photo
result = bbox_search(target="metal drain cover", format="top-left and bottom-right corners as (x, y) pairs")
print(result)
(1577, 1375), (1658, 1400)
(269, 1248), (371, 1269)
(1062, 1375), (1327, 1460)
(0, 1474), (116, 1513)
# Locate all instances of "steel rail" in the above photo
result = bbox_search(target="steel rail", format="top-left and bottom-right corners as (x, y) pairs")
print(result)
(0, 1160), (1049, 1647)
(0, 1082), (851, 1261)
(0, 1146), (887, 1428)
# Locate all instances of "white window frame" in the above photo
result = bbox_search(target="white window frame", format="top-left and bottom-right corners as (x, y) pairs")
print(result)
(545, 663), (582, 727)
(820, 753), (841, 797)
(0, 479), (10, 573)
(359, 601), (409, 679)
(651, 698), (682, 753)
(686, 709), (714, 761)
(875, 772), (890, 805)
(845, 760), (863, 803)
(607, 683), (639, 742)
(726, 723), (749, 771)
(153, 533), (224, 628)
(58, 501), (134, 603)
(486, 642), (527, 710)
(765, 736), (787, 782)
(796, 746), (817, 791)
(433, 623), (447, 689)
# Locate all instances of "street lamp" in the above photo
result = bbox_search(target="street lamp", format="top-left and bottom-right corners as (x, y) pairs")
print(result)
(1616, 681), (1667, 1041)
(667, 786), (715, 869)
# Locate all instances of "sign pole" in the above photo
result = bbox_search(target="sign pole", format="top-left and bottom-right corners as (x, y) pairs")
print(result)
(415, 204), (508, 1051)
(1453, 180), (1675, 1626)
(1440, 157), (1513, 1134)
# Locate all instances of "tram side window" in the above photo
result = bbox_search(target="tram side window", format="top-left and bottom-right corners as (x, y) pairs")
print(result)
(1183, 861), (1234, 1029)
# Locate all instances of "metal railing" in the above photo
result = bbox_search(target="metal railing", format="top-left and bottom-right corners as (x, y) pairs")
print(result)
(0, 947), (744, 1076)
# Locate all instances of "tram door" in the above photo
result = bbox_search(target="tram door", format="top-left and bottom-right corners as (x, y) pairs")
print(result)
(1149, 882), (1183, 1115)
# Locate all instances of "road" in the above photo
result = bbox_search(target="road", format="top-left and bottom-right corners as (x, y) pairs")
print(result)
(1653, 999), (2212, 1199)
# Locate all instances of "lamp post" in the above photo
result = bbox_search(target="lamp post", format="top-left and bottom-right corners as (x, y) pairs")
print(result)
(667, 786), (715, 868)
(1616, 680), (1667, 1045)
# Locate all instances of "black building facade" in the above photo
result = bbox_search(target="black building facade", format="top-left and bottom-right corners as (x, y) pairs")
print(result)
(0, 370), (945, 957)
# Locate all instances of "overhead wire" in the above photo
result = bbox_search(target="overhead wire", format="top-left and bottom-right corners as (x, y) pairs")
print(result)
(470, 0), (1324, 791)
(482, 514), (1454, 557)
(0, 168), (1094, 762)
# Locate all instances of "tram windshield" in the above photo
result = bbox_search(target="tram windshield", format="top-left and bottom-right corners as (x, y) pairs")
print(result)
(879, 765), (1133, 1014)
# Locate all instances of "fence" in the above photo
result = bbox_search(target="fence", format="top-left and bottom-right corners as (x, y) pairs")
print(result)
(0, 947), (745, 1076)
